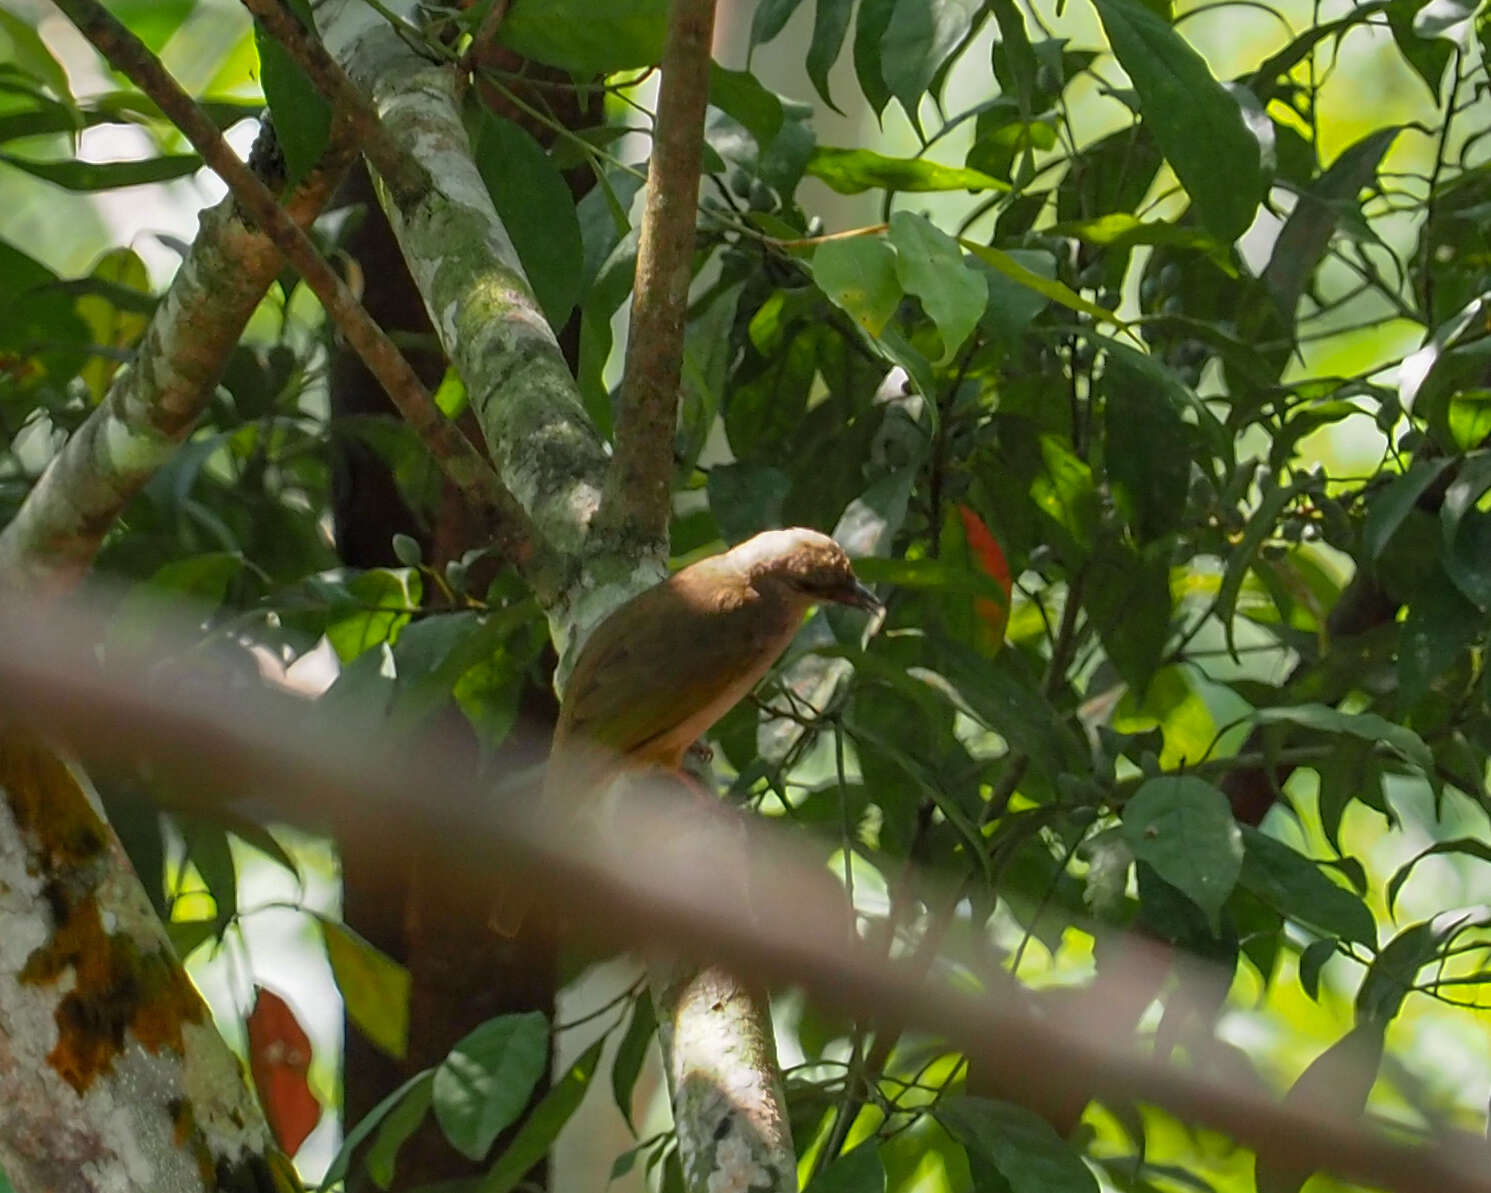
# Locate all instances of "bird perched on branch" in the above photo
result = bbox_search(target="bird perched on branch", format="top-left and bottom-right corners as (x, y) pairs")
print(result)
(493, 528), (879, 936)
(546, 526), (881, 807)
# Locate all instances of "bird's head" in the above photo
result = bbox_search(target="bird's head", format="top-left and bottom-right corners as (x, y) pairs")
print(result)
(733, 528), (881, 611)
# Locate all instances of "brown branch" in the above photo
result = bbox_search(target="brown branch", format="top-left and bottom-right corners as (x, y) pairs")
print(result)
(0, 594), (1488, 1193)
(49, 0), (541, 571)
(237, 0), (427, 203)
(601, 0), (718, 547)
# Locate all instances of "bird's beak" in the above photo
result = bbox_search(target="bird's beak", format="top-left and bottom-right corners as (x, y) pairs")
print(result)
(839, 579), (882, 612)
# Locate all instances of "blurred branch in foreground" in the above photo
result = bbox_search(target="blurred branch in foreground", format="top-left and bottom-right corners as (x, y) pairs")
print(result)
(0, 594), (1484, 1193)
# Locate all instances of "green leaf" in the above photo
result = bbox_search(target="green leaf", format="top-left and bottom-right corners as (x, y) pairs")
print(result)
(469, 111), (584, 331)
(1363, 458), (1450, 560)
(325, 568), (419, 662)
(937, 1096), (1098, 1193)
(498, 0), (668, 73)
(0, 150), (201, 190)
(805, 146), (1008, 194)
(805, 1142), (886, 1193)
(1387, 839), (1491, 915)
(1238, 828), (1376, 945)
(707, 461), (791, 544)
(807, 0), (855, 112)
(812, 236), (901, 336)
(478, 1036), (606, 1193)
(182, 819), (237, 933)
(366, 1071), (433, 1189)
(254, 0), (331, 185)
(881, 0), (980, 131)
(960, 239), (1127, 328)
(1091, 0), (1262, 241)
(323, 1070), (435, 1188)
(434, 1012), (550, 1162)
(1298, 938), (1336, 1000)
(889, 211), (984, 363)
(320, 917), (411, 1060)
(751, 0), (809, 48)
(853, 0), (897, 114)
(0, 9), (74, 106)
(1356, 921), (1442, 1024)
(1251, 704), (1433, 774)
(611, 995), (656, 1134)
(1085, 539), (1171, 695)
(1399, 569), (1482, 706)
(1105, 354), (1193, 541)
(1440, 451), (1491, 608)
(708, 64), (784, 149)
(1121, 776), (1241, 931)
(1262, 127), (1400, 321)
(1216, 475), (1309, 658)
(105, 0), (194, 52)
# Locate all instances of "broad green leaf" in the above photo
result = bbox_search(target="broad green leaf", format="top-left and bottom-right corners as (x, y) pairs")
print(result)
(105, 0), (194, 52)
(1387, 840), (1491, 915)
(0, 9), (74, 106)
(1121, 776), (1241, 931)
(254, 0), (331, 185)
(366, 1071), (433, 1189)
(961, 239), (1127, 327)
(1399, 569), (1482, 705)
(889, 211), (984, 362)
(499, 0), (668, 73)
(1356, 921), (1442, 1024)
(323, 1070), (435, 1187)
(434, 1012), (550, 1162)
(751, 0), (809, 48)
(326, 568), (419, 662)
(478, 1037), (606, 1193)
(806, 146), (1007, 194)
(937, 1097), (1098, 1193)
(1105, 353), (1193, 541)
(881, 0), (981, 132)
(1085, 539), (1171, 695)
(1440, 451), (1491, 608)
(1091, 0), (1262, 241)
(1216, 475), (1309, 658)
(807, 0), (856, 112)
(805, 1142), (886, 1193)
(812, 236), (901, 336)
(852, 555), (1008, 602)
(1363, 458), (1450, 559)
(854, 0), (897, 114)
(974, 248), (1054, 340)
(1030, 434), (1098, 563)
(321, 918), (411, 1060)
(1238, 828), (1375, 945)
(708, 64), (784, 149)
(469, 111), (584, 331)
(181, 819), (237, 933)
(1262, 127), (1400, 321)
(1252, 704), (1433, 774)
(611, 995), (656, 1134)
(0, 150), (201, 190)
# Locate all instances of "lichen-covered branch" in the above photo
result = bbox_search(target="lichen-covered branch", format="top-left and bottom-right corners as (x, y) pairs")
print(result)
(0, 730), (294, 1193)
(0, 124), (351, 593)
(51, 0), (537, 571)
(317, 0), (649, 657)
(601, 0), (718, 548)
(652, 963), (795, 1193)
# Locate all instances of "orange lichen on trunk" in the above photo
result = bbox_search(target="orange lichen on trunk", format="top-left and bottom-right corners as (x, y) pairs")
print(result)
(1, 729), (205, 1093)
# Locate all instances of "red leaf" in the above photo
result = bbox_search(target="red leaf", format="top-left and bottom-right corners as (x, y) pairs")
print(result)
(956, 504), (1012, 642)
(247, 985), (320, 1157)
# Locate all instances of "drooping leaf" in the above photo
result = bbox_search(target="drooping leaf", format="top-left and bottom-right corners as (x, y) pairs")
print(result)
(246, 987), (321, 1158)
(478, 1036), (606, 1193)
(1238, 828), (1376, 945)
(320, 917), (411, 1060)
(254, 0), (331, 185)
(805, 1141), (887, 1193)
(1121, 776), (1242, 931)
(1091, 0), (1262, 241)
(881, 0), (981, 132)
(498, 0), (668, 73)
(434, 1012), (550, 1162)
(937, 1096), (1098, 1193)
(468, 111), (585, 331)
(611, 995), (657, 1134)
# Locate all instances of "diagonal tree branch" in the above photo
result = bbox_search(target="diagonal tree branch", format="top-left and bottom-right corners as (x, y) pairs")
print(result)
(49, 0), (542, 579)
(601, 0), (719, 549)
(0, 122), (355, 594)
